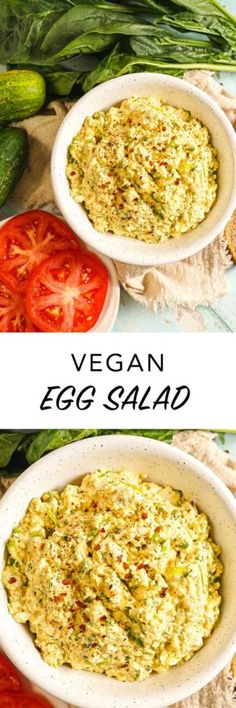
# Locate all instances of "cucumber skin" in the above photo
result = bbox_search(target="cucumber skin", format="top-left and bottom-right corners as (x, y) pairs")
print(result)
(0, 128), (28, 207)
(0, 70), (46, 122)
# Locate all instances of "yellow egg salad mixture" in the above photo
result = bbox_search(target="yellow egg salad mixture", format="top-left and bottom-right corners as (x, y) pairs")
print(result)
(3, 469), (223, 682)
(66, 97), (218, 243)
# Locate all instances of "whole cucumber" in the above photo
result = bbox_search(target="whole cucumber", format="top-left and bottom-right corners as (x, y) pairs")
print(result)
(0, 128), (28, 207)
(0, 70), (46, 122)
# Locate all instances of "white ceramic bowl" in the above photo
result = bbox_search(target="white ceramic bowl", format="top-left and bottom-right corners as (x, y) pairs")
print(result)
(0, 435), (236, 708)
(51, 73), (236, 266)
(0, 216), (120, 333)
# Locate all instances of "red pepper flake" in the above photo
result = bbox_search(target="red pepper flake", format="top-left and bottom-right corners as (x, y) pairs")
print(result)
(141, 512), (147, 520)
(159, 161), (168, 167)
(108, 172), (113, 177)
(117, 555), (122, 562)
(123, 562), (129, 570)
(76, 600), (87, 609)
(149, 161), (154, 166)
(99, 615), (107, 622)
(119, 204), (124, 209)
(125, 573), (131, 580)
(70, 171), (76, 176)
(79, 624), (86, 632)
(137, 563), (144, 570)
(53, 594), (66, 603)
(92, 501), (98, 509)
(92, 642), (98, 648)
(95, 544), (101, 550)
(9, 577), (17, 584)
(160, 588), (168, 598)
(83, 614), (90, 622)
(62, 578), (72, 585)
(162, 126), (167, 131)
(175, 178), (180, 185)
(100, 528), (106, 533)
(155, 526), (161, 532)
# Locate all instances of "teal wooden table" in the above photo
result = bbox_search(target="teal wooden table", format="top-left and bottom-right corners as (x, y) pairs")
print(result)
(218, 432), (236, 456)
(1, 0), (236, 333)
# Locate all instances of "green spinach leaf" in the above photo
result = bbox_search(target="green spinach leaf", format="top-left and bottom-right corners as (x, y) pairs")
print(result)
(0, 0), (70, 63)
(51, 22), (186, 60)
(83, 43), (236, 92)
(166, 0), (236, 24)
(160, 13), (236, 47)
(131, 36), (236, 64)
(26, 429), (99, 464)
(44, 70), (82, 95)
(41, 1), (136, 54)
(0, 432), (26, 468)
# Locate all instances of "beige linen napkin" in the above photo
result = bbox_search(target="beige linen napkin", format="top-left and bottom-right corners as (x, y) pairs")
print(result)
(12, 100), (74, 211)
(11, 71), (236, 312)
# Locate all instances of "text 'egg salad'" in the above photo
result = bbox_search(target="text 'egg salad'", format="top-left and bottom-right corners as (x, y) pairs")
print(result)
(3, 469), (223, 681)
(66, 97), (218, 243)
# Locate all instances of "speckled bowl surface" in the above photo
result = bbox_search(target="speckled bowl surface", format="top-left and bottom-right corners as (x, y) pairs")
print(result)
(0, 435), (236, 708)
(51, 73), (236, 266)
(0, 216), (120, 333)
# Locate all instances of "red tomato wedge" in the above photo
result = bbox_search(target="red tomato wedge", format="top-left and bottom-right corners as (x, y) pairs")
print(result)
(0, 653), (22, 693)
(0, 272), (36, 332)
(0, 210), (82, 293)
(0, 693), (53, 707)
(26, 249), (108, 332)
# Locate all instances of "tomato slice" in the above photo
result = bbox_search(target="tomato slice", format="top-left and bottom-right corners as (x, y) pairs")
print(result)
(0, 210), (82, 293)
(0, 653), (22, 693)
(0, 693), (53, 707)
(26, 250), (108, 332)
(0, 272), (36, 332)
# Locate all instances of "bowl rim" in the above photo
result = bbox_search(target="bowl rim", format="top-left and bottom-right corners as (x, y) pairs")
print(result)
(0, 214), (120, 333)
(0, 434), (236, 708)
(51, 71), (236, 267)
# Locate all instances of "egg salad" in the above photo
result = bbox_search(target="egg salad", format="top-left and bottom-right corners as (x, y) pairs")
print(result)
(66, 97), (218, 243)
(3, 469), (223, 682)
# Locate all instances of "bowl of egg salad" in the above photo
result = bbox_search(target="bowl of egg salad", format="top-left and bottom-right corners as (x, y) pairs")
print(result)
(0, 435), (236, 708)
(51, 72), (236, 266)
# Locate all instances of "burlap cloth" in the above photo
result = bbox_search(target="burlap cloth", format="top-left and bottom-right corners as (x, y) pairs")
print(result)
(11, 70), (236, 313)
(1, 431), (236, 707)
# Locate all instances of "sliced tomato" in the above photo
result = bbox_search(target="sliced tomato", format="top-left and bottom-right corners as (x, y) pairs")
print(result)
(0, 693), (53, 707)
(0, 210), (82, 293)
(0, 653), (22, 693)
(26, 249), (108, 332)
(0, 272), (36, 332)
